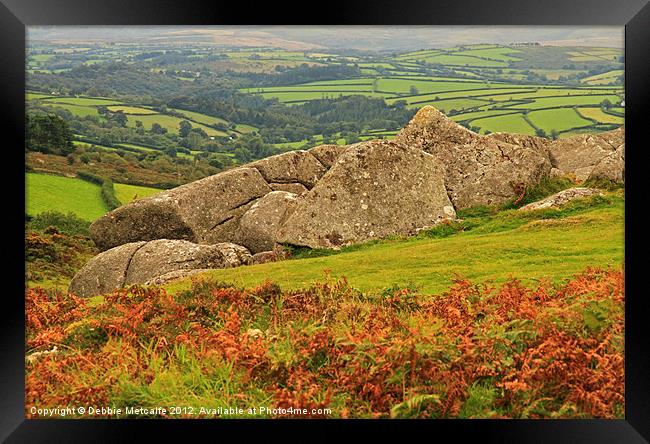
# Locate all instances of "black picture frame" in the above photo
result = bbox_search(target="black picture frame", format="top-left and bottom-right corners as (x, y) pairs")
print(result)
(3, 0), (649, 441)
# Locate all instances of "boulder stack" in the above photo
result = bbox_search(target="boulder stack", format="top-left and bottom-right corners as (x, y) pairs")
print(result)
(395, 106), (552, 209)
(277, 139), (455, 249)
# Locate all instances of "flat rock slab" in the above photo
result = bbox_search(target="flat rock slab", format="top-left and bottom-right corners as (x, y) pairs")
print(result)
(518, 188), (603, 211)
(90, 167), (271, 251)
(69, 239), (251, 297)
(277, 139), (455, 249)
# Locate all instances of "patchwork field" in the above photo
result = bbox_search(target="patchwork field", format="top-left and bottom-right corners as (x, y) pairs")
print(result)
(527, 108), (594, 133)
(243, 74), (623, 136)
(42, 97), (123, 106)
(106, 105), (158, 115)
(124, 114), (230, 138)
(30, 95), (243, 139)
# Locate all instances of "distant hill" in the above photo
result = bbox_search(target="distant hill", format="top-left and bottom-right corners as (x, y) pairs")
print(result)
(27, 26), (623, 51)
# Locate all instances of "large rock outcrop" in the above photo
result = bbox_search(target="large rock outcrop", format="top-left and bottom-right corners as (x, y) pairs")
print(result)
(234, 191), (299, 254)
(90, 150), (335, 252)
(69, 239), (251, 297)
(90, 167), (271, 251)
(75, 105), (624, 289)
(276, 139), (455, 249)
(547, 128), (624, 182)
(396, 105), (478, 153)
(395, 106), (552, 209)
(486, 132), (552, 158)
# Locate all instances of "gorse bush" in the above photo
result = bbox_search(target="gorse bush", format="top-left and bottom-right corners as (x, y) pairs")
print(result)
(25, 227), (98, 284)
(26, 267), (624, 419)
(28, 211), (91, 236)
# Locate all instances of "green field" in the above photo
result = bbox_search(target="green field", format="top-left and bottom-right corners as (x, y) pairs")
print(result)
(170, 108), (229, 126)
(576, 107), (625, 124)
(404, 53), (508, 67)
(106, 105), (158, 115)
(581, 70), (624, 85)
(26, 92), (53, 100)
(234, 123), (258, 134)
(472, 113), (535, 135)
(72, 140), (115, 150)
(125, 114), (229, 137)
(26, 173), (108, 221)
(507, 94), (621, 110)
(165, 193), (623, 295)
(416, 97), (488, 113)
(454, 47), (522, 62)
(114, 183), (162, 204)
(527, 108), (593, 133)
(46, 103), (100, 118)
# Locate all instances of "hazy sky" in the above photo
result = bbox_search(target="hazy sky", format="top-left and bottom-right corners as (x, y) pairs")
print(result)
(28, 26), (624, 51)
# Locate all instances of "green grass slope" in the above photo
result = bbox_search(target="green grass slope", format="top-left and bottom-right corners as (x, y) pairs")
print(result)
(26, 173), (109, 221)
(165, 191), (624, 295)
(114, 183), (162, 204)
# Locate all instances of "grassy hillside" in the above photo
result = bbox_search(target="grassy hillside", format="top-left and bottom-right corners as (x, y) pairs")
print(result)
(26, 173), (108, 221)
(114, 183), (162, 204)
(25, 182), (625, 419)
(165, 191), (624, 295)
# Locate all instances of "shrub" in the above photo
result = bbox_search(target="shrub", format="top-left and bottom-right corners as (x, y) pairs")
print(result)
(28, 211), (91, 236)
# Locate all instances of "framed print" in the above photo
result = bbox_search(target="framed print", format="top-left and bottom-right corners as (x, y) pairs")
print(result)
(2, 0), (649, 441)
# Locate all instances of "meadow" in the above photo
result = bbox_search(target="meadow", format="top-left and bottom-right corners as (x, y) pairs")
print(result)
(113, 183), (162, 204)
(26, 172), (162, 221)
(26, 173), (108, 221)
(165, 191), (624, 295)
